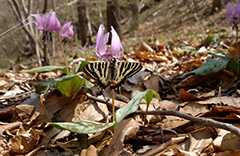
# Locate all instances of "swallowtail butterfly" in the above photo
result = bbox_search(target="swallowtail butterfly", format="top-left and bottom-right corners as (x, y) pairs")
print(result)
(83, 60), (142, 90)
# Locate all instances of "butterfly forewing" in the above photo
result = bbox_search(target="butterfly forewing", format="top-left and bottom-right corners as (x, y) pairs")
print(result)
(83, 61), (142, 90)
(83, 62), (110, 90)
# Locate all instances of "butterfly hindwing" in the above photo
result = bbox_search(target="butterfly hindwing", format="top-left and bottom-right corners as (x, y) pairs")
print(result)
(111, 62), (143, 89)
(83, 62), (110, 90)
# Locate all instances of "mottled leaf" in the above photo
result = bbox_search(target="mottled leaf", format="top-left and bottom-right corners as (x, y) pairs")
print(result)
(46, 120), (116, 134)
(206, 51), (229, 60)
(182, 46), (196, 51)
(22, 66), (65, 73)
(115, 90), (146, 123)
(115, 90), (161, 123)
(183, 58), (229, 77)
(35, 79), (57, 94)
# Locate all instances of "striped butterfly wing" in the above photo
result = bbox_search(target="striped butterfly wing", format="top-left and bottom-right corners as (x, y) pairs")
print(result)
(83, 61), (143, 90)
(83, 62), (110, 90)
(111, 62), (143, 89)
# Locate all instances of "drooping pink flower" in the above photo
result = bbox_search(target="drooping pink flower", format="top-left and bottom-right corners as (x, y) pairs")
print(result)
(60, 21), (74, 38)
(30, 11), (61, 43)
(59, 21), (74, 44)
(227, 1), (240, 30)
(95, 24), (124, 61)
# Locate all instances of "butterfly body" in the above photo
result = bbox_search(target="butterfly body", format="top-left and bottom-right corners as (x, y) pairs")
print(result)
(83, 61), (142, 90)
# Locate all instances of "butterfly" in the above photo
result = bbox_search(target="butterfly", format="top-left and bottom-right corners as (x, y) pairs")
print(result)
(83, 60), (143, 90)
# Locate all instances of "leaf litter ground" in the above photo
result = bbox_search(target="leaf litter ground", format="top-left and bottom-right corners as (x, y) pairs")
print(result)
(1, 37), (240, 155)
(1, 1), (240, 155)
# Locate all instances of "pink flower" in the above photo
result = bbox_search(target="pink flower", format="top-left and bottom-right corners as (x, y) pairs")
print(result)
(95, 24), (124, 61)
(59, 21), (74, 44)
(227, 1), (240, 30)
(60, 21), (74, 38)
(30, 11), (61, 43)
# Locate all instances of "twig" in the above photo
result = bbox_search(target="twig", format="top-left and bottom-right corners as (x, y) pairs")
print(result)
(142, 136), (186, 156)
(134, 110), (240, 136)
(86, 94), (240, 135)
(219, 85), (222, 107)
(87, 94), (120, 111)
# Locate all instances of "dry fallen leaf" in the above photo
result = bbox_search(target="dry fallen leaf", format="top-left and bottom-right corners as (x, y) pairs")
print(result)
(143, 74), (160, 92)
(138, 42), (154, 52)
(80, 145), (98, 156)
(58, 95), (87, 121)
(198, 96), (240, 107)
(78, 101), (109, 122)
(8, 123), (45, 155)
(179, 103), (209, 116)
(57, 138), (81, 151)
(213, 129), (240, 151)
(142, 136), (187, 155)
(179, 89), (200, 101)
(183, 127), (216, 153)
(104, 118), (141, 156)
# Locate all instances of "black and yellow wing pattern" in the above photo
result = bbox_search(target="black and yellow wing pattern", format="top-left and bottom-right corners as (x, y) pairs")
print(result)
(83, 61), (142, 90)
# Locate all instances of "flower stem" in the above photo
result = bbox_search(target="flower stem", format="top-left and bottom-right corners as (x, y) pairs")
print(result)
(71, 38), (73, 57)
(236, 30), (240, 76)
(112, 88), (115, 121)
(57, 32), (69, 75)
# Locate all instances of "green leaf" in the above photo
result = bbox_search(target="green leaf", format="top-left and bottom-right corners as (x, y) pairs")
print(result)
(144, 90), (161, 112)
(115, 90), (147, 123)
(74, 63), (81, 74)
(74, 75), (94, 89)
(182, 46), (196, 51)
(144, 90), (161, 105)
(144, 91), (153, 106)
(206, 51), (229, 60)
(61, 67), (74, 75)
(207, 34), (215, 45)
(149, 90), (161, 100)
(183, 58), (229, 77)
(75, 61), (90, 73)
(46, 120), (116, 134)
(35, 79), (57, 94)
(57, 75), (85, 97)
(227, 58), (240, 75)
(84, 79), (94, 88)
(22, 66), (65, 73)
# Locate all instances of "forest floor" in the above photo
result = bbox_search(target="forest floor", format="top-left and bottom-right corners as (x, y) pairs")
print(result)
(1, 0), (240, 156)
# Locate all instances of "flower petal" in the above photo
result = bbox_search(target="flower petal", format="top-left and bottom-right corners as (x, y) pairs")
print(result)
(227, 2), (233, 22)
(110, 26), (124, 60)
(68, 25), (74, 38)
(55, 18), (61, 31)
(30, 14), (44, 30)
(104, 32), (110, 45)
(236, 1), (240, 22)
(48, 12), (61, 31)
(60, 21), (74, 38)
(95, 24), (107, 60)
